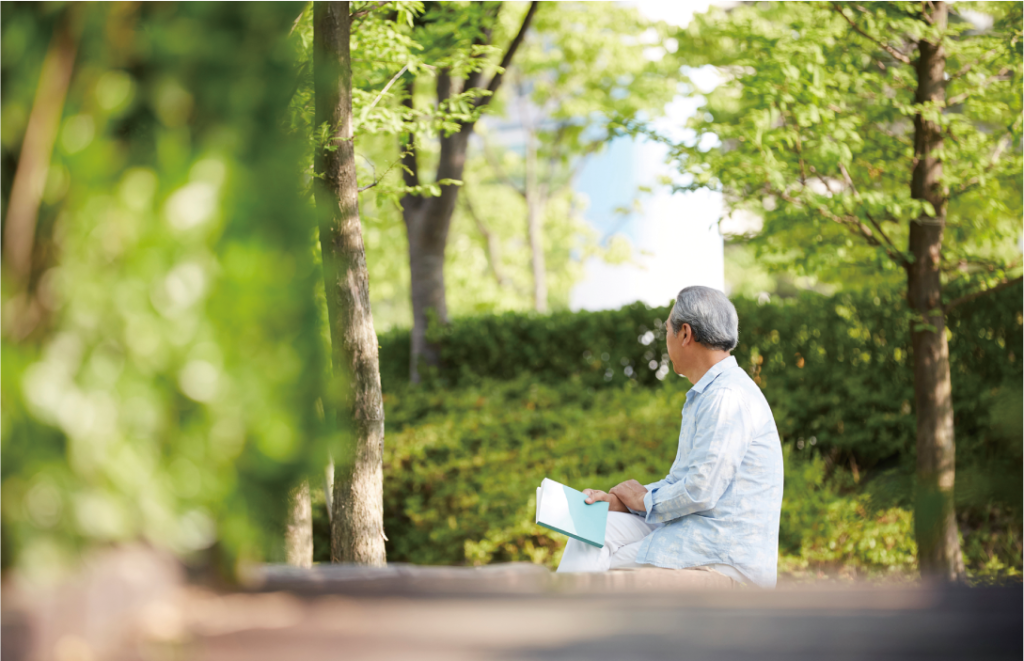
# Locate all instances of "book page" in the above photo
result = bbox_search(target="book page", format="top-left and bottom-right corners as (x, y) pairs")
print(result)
(537, 478), (577, 536)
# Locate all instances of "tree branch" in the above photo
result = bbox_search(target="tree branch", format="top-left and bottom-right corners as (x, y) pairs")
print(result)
(948, 47), (1001, 79)
(945, 276), (1023, 312)
(475, 1), (539, 110)
(452, 2), (500, 95)
(461, 191), (523, 293)
(837, 162), (908, 267)
(436, 67), (452, 106)
(350, 1), (391, 20)
(482, 136), (525, 197)
(950, 106), (1024, 196)
(947, 67), (1010, 106)
(356, 151), (404, 193)
(462, 13), (496, 94)
(810, 169), (838, 196)
(400, 78), (419, 191)
(831, 3), (912, 65)
(780, 183), (905, 267)
(360, 63), (408, 120)
(942, 256), (1020, 276)
(289, 2), (311, 36)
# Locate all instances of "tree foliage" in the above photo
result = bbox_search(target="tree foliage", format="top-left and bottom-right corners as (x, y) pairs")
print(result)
(1, 2), (331, 574)
(667, 1), (1021, 293)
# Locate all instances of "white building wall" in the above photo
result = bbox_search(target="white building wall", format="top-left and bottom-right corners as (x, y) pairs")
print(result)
(570, 1), (725, 311)
(569, 131), (724, 312)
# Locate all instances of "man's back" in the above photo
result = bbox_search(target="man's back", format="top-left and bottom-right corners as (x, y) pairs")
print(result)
(634, 355), (785, 588)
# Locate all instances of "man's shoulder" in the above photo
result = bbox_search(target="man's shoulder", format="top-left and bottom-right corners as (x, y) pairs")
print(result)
(704, 366), (772, 414)
(707, 362), (759, 395)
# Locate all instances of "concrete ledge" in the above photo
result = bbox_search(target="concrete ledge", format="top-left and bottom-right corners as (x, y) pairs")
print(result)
(4, 551), (1020, 661)
(245, 562), (555, 597)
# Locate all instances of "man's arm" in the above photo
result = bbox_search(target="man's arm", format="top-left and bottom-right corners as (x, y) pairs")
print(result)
(646, 477), (669, 493)
(636, 389), (754, 524)
(609, 480), (648, 512)
(582, 489), (629, 513)
(622, 477), (669, 515)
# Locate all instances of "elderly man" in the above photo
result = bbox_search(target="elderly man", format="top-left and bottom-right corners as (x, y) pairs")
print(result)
(557, 286), (784, 588)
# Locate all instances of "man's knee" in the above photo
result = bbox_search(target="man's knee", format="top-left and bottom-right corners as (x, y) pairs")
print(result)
(605, 512), (655, 547)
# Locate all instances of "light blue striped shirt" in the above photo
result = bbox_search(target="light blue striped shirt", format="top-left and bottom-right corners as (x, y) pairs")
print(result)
(634, 355), (784, 588)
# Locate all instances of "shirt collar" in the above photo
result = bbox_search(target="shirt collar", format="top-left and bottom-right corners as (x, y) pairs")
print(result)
(689, 355), (738, 394)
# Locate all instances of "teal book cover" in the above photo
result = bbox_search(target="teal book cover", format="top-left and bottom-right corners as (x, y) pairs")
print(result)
(535, 478), (609, 548)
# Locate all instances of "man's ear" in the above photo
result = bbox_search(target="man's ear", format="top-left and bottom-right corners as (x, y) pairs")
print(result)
(679, 323), (691, 345)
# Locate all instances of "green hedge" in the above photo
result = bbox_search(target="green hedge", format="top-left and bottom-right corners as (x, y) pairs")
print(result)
(333, 285), (1022, 579)
(379, 283), (1023, 468)
(344, 373), (1017, 578)
(370, 377), (923, 577)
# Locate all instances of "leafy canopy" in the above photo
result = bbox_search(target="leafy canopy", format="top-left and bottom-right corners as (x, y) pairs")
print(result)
(664, 1), (1022, 294)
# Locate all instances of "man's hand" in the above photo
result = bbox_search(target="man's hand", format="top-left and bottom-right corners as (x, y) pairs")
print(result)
(609, 479), (648, 512)
(582, 489), (629, 513)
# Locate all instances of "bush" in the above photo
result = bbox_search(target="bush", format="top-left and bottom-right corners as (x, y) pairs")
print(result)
(361, 284), (1022, 579)
(779, 447), (918, 580)
(379, 283), (1022, 469)
(380, 378), (681, 567)
(371, 376), (934, 577)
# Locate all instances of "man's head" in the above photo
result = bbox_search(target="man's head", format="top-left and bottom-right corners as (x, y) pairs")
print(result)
(665, 286), (738, 380)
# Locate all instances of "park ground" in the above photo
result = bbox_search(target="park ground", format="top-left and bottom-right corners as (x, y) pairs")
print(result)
(2, 546), (1021, 661)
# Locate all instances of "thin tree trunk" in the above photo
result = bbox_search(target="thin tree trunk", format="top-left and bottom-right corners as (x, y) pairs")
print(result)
(285, 481), (313, 568)
(525, 169), (547, 313)
(908, 0), (963, 582)
(5, 6), (84, 343)
(313, 0), (386, 566)
(324, 454), (335, 524)
(520, 82), (548, 313)
(3, 5), (79, 285)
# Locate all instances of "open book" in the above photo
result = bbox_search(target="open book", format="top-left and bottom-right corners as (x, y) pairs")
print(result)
(535, 478), (609, 548)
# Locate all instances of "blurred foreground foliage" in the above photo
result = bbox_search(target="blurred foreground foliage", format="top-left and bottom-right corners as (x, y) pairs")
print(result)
(327, 285), (1022, 580)
(2, 3), (332, 577)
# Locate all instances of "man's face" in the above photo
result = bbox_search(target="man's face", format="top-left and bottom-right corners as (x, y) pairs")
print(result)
(665, 309), (688, 376)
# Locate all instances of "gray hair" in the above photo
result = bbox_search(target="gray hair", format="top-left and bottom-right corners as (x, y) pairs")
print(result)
(669, 286), (738, 351)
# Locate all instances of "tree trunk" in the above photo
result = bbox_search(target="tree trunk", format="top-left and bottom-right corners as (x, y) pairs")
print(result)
(285, 481), (313, 568)
(399, 3), (539, 380)
(526, 195), (547, 313)
(313, 1), (386, 566)
(403, 188), (449, 384)
(908, 1), (964, 582)
(402, 109), (473, 382)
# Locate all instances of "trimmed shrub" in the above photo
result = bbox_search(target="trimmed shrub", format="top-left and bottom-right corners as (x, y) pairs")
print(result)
(379, 284), (1023, 468)
(374, 377), (935, 578)
(329, 284), (1021, 579)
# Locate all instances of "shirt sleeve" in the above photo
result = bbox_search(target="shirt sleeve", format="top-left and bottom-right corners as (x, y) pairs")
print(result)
(643, 388), (754, 524)
(626, 475), (672, 515)
(644, 477), (670, 494)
